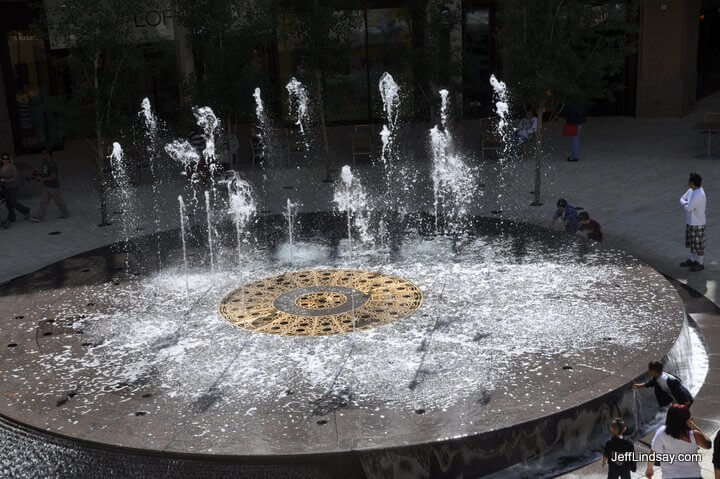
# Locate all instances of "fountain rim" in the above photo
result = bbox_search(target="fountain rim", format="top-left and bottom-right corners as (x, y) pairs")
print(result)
(0, 215), (690, 463)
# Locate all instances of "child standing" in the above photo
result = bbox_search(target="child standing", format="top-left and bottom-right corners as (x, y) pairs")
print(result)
(602, 418), (635, 479)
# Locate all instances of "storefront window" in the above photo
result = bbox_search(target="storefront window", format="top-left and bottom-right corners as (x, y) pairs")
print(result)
(276, 6), (414, 123)
(462, 7), (492, 117)
(697, 0), (720, 98)
(6, 30), (55, 152)
(367, 8), (413, 120)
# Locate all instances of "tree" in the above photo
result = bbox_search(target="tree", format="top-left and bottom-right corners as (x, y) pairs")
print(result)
(41, 0), (165, 225)
(174, 0), (277, 128)
(497, 0), (639, 205)
(275, 0), (363, 178)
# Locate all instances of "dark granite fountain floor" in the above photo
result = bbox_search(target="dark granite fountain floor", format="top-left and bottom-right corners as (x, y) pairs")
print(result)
(0, 216), (691, 478)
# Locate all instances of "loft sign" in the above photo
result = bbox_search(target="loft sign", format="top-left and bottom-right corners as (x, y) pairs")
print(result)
(134, 9), (174, 28)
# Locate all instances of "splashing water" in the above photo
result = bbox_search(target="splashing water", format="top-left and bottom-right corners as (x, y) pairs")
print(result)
(139, 98), (163, 268)
(205, 190), (215, 272)
(193, 106), (220, 179)
(178, 195), (189, 296)
(139, 98), (158, 138)
(225, 173), (256, 265)
(286, 77), (310, 152)
(253, 88), (269, 163)
(333, 166), (371, 255)
(109, 142), (135, 265)
(429, 92), (476, 234)
(489, 75), (511, 156)
(165, 140), (201, 184)
(379, 73), (400, 133)
(380, 125), (391, 164)
(439, 89), (450, 131)
(285, 198), (297, 262)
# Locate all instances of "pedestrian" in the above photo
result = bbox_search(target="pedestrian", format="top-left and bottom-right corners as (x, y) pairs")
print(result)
(644, 404), (710, 478)
(513, 110), (538, 146)
(29, 149), (69, 222)
(577, 211), (603, 242)
(550, 198), (580, 234)
(679, 172), (706, 272)
(0, 152), (31, 228)
(602, 417), (635, 479)
(563, 104), (586, 162)
(632, 361), (693, 407)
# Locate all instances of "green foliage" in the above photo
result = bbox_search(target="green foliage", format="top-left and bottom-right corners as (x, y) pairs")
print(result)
(41, 0), (174, 155)
(175, 0), (277, 125)
(498, 0), (640, 115)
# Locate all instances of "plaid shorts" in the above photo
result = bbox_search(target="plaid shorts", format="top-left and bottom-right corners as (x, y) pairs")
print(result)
(685, 225), (706, 255)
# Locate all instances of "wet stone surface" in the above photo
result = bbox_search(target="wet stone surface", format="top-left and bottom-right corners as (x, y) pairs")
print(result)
(0, 215), (685, 459)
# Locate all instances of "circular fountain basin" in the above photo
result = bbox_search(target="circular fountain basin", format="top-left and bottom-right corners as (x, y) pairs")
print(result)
(0, 215), (686, 478)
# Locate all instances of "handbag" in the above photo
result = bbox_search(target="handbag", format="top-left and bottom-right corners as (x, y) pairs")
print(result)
(563, 124), (578, 136)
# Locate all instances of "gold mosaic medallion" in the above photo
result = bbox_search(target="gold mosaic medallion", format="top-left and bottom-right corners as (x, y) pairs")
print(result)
(219, 269), (422, 336)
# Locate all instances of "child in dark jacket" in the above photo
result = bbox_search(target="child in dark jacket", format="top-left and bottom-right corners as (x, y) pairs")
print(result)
(602, 418), (635, 479)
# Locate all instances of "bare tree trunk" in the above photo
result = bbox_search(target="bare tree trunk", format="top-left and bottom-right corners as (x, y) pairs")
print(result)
(316, 70), (332, 182)
(531, 105), (544, 206)
(94, 54), (110, 226)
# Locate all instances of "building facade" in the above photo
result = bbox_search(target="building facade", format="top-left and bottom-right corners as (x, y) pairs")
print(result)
(0, 0), (718, 155)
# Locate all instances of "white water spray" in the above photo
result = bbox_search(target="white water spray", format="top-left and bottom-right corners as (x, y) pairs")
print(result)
(285, 199), (296, 262)
(489, 75), (511, 156)
(193, 106), (220, 179)
(226, 173), (256, 265)
(109, 142), (135, 264)
(286, 77), (310, 152)
(429, 91), (475, 233)
(333, 166), (371, 254)
(204, 190), (215, 272)
(178, 195), (190, 296)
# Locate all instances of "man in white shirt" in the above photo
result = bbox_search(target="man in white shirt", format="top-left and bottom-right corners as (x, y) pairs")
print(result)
(679, 172), (707, 272)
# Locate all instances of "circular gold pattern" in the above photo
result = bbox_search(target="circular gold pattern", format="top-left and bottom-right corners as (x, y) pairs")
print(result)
(219, 269), (423, 336)
(295, 292), (348, 310)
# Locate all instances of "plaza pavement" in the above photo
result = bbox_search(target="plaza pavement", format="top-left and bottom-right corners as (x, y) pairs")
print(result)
(0, 91), (719, 478)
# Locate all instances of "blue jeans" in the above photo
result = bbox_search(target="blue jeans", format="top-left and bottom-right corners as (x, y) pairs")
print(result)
(571, 124), (583, 158)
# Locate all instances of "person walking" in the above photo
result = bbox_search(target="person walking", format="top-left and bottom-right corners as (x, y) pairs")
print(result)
(679, 172), (706, 272)
(0, 152), (31, 228)
(563, 104), (586, 162)
(644, 405), (711, 478)
(29, 149), (69, 222)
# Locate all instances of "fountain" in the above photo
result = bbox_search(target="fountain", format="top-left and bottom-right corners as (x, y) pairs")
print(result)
(429, 90), (476, 233)
(286, 77), (311, 154)
(0, 71), (707, 479)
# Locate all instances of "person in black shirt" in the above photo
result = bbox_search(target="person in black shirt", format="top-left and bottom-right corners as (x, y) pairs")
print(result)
(603, 417), (635, 479)
(29, 149), (69, 221)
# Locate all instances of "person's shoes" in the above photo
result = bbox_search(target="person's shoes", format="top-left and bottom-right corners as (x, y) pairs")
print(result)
(29, 215), (42, 222)
(690, 263), (705, 272)
(59, 215), (70, 219)
(679, 259), (696, 267)
(1, 220), (10, 229)
(567, 157), (579, 162)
